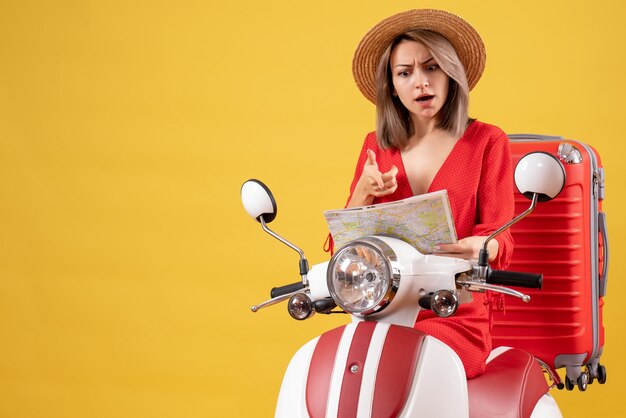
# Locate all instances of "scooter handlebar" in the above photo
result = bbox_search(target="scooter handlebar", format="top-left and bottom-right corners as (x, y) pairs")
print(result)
(270, 282), (305, 298)
(487, 270), (543, 289)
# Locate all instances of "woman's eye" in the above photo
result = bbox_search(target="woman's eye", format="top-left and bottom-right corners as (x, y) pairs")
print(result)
(397, 71), (410, 77)
(426, 64), (439, 72)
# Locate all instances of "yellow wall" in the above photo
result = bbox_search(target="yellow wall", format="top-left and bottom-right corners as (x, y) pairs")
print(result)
(0, 0), (624, 417)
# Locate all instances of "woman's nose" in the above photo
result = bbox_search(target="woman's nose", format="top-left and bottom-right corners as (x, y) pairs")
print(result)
(415, 72), (429, 88)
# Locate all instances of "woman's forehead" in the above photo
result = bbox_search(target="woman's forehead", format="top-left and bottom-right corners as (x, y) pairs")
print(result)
(390, 40), (433, 64)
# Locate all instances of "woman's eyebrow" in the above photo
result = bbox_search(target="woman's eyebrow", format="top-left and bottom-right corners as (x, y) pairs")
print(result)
(393, 56), (435, 68)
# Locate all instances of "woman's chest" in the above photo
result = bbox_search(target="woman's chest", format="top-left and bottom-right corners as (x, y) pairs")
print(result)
(400, 138), (458, 196)
(390, 139), (484, 208)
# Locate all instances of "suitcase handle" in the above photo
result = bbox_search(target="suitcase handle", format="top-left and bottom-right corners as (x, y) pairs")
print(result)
(599, 211), (609, 296)
(508, 134), (564, 141)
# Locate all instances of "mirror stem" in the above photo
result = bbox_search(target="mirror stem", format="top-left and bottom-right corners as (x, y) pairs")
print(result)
(260, 216), (309, 285)
(479, 193), (539, 269)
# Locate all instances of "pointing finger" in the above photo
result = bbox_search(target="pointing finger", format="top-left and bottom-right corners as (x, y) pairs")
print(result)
(366, 149), (378, 166)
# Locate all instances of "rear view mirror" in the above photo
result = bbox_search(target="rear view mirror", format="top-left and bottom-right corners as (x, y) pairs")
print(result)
(514, 152), (566, 202)
(241, 179), (277, 223)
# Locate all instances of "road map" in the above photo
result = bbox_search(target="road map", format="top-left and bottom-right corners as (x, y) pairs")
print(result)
(324, 190), (457, 254)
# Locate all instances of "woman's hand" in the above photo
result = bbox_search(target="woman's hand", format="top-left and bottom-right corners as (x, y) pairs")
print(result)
(434, 236), (499, 262)
(347, 149), (398, 207)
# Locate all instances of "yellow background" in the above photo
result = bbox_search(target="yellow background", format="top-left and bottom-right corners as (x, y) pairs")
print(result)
(0, 0), (624, 417)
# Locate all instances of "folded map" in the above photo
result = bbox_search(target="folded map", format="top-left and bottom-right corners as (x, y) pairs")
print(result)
(324, 190), (457, 254)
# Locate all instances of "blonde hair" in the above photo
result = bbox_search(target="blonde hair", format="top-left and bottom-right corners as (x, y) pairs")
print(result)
(375, 29), (470, 150)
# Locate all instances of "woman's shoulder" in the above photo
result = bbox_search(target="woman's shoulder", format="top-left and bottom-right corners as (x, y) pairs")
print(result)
(465, 120), (509, 145)
(362, 130), (393, 153)
(364, 130), (377, 143)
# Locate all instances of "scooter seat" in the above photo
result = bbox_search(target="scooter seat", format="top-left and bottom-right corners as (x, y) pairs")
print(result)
(467, 348), (549, 418)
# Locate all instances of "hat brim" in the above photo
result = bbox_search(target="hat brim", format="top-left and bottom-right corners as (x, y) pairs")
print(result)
(352, 9), (486, 104)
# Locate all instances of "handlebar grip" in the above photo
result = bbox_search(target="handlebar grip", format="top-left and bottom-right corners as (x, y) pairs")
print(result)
(270, 282), (304, 298)
(487, 270), (543, 289)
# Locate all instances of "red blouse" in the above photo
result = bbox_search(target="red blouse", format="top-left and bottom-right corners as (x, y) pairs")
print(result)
(344, 120), (515, 378)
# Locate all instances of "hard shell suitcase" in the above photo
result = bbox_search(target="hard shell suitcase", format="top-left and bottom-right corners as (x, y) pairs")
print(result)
(490, 134), (608, 391)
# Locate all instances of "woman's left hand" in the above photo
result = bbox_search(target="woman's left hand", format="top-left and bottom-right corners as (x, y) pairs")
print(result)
(434, 236), (499, 262)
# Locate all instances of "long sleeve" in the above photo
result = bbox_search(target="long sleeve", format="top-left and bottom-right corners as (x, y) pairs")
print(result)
(471, 131), (515, 270)
(346, 132), (378, 206)
(324, 132), (380, 254)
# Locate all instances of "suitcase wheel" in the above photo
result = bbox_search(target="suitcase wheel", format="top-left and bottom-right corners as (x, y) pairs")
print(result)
(587, 363), (608, 385)
(577, 373), (589, 391)
(597, 364), (607, 384)
(585, 364), (594, 385)
(565, 376), (574, 391)
(564, 373), (589, 391)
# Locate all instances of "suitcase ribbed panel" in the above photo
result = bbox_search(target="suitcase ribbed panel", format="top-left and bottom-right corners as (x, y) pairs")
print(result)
(491, 139), (605, 371)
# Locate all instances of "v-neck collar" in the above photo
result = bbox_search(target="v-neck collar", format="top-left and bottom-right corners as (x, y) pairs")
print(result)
(397, 120), (477, 196)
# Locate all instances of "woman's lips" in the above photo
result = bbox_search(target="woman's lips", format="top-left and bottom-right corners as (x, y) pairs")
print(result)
(415, 95), (435, 106)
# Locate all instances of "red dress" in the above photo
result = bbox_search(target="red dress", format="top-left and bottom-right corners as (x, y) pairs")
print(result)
(343, 120), (515, 378)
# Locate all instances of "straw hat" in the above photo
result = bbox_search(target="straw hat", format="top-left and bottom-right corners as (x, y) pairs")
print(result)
(352, 9), (486, 103)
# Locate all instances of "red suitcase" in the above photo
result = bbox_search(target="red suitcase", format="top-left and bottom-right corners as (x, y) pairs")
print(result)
(490, 134), (608, 391)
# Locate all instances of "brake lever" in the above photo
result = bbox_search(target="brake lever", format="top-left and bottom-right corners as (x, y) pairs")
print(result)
(456, 280), (531, 303)
(251, 287), (310, 312)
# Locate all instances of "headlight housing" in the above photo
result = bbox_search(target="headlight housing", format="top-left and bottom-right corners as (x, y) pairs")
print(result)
(327, 237), (399, 315)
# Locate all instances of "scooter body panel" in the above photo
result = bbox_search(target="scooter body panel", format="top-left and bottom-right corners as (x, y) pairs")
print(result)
(399, 336), (469, 417)
(275, 323), (563, 418)
(276, 322), (469, 418)
(530, 395), (563, 418)
(275, 337), (318, 418)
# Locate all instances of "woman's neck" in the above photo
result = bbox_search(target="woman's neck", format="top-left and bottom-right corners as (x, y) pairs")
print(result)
(409, 115), (441, 142)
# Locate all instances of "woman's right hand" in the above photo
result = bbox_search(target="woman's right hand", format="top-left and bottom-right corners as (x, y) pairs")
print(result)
(347, 149), (398, 208)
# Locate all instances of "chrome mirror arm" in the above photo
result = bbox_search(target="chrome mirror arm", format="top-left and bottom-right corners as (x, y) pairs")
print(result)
(482, 193), (538, 253)
(477, 193), (539, 274)
(260, 216), (309, 286)
(260, 216), (305, 259)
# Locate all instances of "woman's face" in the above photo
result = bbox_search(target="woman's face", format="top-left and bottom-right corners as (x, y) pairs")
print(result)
(390, 40), (449, 123)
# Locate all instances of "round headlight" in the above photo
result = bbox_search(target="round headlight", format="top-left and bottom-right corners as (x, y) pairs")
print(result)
(327, 237), (399, 315)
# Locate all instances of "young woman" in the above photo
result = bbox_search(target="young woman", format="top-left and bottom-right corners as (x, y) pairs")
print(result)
(337, 9), (515, 379)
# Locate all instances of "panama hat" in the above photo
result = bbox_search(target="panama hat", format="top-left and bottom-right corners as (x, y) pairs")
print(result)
(352, 9), (486, 103)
